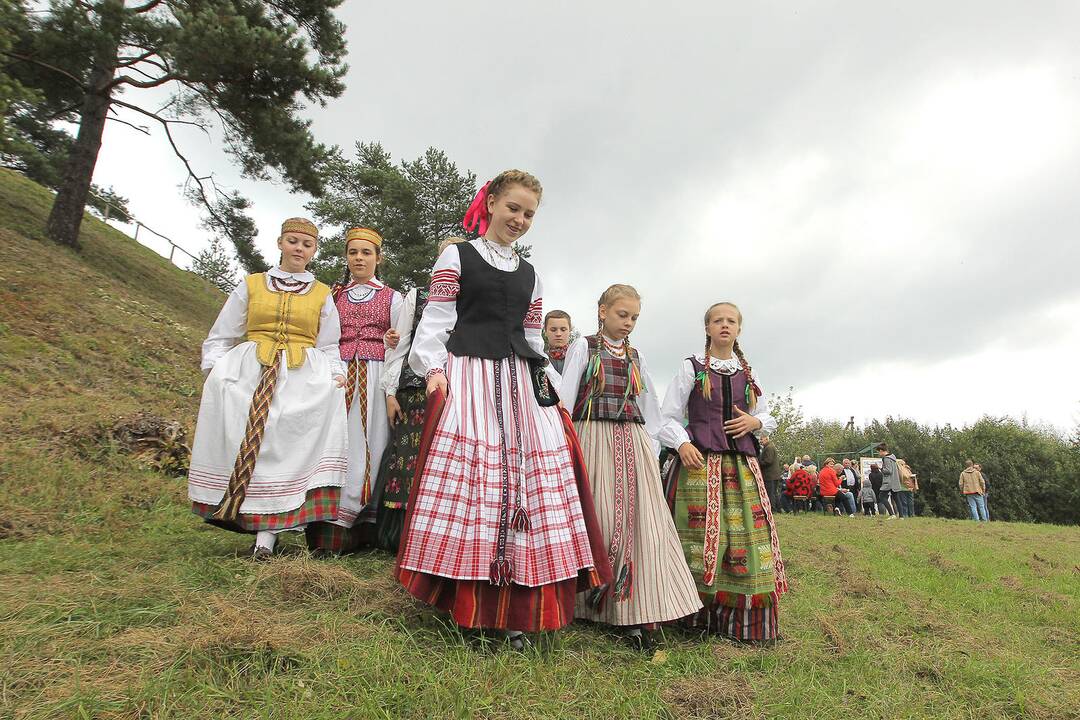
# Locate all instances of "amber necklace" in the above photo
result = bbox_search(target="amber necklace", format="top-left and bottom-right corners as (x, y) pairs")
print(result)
(270, 275), (310, 294)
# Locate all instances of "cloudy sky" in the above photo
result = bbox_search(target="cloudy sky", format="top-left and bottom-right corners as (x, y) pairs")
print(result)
(92, 1), (1080, 433)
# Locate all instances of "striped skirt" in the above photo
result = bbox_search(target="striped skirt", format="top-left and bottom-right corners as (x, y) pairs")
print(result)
(573, 421), (702, 626)
(664, 451), (788, 641)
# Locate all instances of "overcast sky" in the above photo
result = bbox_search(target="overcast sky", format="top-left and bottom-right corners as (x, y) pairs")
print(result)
(91, 1), (1080, 433)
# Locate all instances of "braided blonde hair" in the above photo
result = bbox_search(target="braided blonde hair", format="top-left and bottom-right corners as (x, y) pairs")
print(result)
(700, 302), (760, 411)
(488, 169), (543, 202)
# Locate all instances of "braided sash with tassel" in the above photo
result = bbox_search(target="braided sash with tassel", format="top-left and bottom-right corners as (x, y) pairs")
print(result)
(344, 359), (373, 505)
(208, 355), (281, 526)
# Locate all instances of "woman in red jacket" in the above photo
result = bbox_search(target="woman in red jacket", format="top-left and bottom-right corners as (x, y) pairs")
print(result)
(819, 459), (856, 516)
(785, 466), (812, 513)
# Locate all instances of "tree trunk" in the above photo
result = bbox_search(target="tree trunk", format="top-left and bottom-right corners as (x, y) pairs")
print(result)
(45, 61), (116, 248)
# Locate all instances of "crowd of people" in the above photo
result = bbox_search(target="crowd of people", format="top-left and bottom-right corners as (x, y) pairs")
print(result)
(756, 444), (991, 522)
(185, 169), (787, 653)
(763, 445), (917, 518)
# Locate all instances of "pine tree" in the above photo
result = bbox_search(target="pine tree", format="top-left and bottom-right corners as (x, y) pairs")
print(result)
(191, 236), (237, 293)
(307, 143), (480, 290)
(4, 1), (347, 256)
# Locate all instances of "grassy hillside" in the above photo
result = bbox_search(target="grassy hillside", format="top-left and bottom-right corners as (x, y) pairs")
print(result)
(1, 171), (1078, 719)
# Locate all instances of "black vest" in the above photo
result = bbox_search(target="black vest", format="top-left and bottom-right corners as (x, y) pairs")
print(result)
(444, 242), (545, 362)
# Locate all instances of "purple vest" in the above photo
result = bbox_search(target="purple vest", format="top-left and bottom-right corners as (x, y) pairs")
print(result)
(685, 356), (760, 457)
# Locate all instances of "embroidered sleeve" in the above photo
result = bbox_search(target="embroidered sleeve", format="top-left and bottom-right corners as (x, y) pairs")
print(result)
(428, 268), (460, 302)
(522, 273), (561, 386)
(524, 298), (543, 330)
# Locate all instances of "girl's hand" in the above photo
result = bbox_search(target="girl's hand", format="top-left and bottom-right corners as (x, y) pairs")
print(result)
(384, 329), (400, 350)
(724, 407), (762, 439)
(678, 442), (705, 470)
(333, 374), (346, 388)
(386, 395), (404, 426)
(426, 371), (448, 397)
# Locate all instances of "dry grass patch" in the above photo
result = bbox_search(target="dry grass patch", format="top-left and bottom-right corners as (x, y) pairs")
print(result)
(662, 673), (758, 720)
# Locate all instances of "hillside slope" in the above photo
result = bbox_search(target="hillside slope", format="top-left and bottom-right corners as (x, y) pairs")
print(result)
(0, 172), (1078, 720)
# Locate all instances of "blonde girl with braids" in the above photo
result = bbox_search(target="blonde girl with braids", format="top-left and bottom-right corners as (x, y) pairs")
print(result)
(396, 170), (610, 650)
(306, 227), (404, 555)
(559, 284), (702, 651)
(658, 302), (788, 642)
(188, 218), (348, 560)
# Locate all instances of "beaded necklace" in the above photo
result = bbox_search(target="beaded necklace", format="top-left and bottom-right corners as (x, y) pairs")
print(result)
(269, 275), (310, 294)
(480, 238), (519, 270)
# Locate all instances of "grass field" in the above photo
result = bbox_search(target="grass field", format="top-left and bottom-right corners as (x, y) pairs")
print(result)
(1, 170), (1078, 719)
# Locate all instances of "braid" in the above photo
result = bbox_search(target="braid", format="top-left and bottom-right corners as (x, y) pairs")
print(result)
(623, 332), (644, 398)
(700, 335), (713, 399)
(733, 339), (760, 412)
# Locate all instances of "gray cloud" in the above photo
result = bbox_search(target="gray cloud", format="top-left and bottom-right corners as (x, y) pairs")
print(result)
(99, 2), (1080, 423)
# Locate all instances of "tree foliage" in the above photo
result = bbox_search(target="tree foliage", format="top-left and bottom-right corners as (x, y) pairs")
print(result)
(769, 398), (1080, 525)
(307, 143), (479, 290)
(3, 0), (347, 253)
(191, 235), (237, 292)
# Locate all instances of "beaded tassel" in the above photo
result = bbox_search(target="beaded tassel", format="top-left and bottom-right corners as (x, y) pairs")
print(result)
(581, 348), (605, 420)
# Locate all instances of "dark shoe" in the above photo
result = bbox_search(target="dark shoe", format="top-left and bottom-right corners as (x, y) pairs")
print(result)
(249, 544), (273, 562)
(506, 632), (533, 652)
(625, 630), (656, 653)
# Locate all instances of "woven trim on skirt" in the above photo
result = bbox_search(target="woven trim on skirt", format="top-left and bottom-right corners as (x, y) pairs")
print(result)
(398, 567), (580, 632)
(663, 451), (788, 606)
(305, 520), (375, 554)
(191, 486), (339, 534)
(681, 595), (780, 641)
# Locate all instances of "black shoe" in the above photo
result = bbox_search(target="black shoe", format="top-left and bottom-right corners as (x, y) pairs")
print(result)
(625, 630), (656, 653)
(506, 632), (533, 652)
(249, 544), (273, 562)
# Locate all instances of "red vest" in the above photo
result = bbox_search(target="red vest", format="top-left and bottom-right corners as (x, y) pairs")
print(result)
(336, 282), (395, 361)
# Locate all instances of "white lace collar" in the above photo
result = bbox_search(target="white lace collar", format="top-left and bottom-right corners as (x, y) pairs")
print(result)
(344, 277), (384, 303)
(694, 353), (740, 374)
(269, 266), (314, 283)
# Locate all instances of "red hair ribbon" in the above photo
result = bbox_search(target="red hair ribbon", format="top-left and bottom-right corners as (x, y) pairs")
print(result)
(462, 181), (491, 235)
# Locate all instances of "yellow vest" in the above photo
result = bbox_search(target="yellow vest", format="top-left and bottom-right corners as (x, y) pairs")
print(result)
(244, 274), (332, 369)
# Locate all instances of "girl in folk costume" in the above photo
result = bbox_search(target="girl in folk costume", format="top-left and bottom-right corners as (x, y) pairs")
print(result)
(307, 227), (403, 554)
(559, 285), (702, 651)
(396, 170), (611, 649)
(369, 237), (465, 552)
(188, 218), (348, 560)
(659, 302), (788, 642)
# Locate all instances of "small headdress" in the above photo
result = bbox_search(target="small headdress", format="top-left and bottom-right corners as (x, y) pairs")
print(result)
(345, 226), (383, 248)
(280, 217), (318, 239)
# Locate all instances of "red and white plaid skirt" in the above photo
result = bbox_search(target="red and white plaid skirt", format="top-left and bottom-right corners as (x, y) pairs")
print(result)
(397, 353), (596, 587)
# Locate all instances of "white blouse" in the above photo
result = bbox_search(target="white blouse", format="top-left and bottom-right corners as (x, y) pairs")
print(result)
(558, 334), (665, 454)
(200, 266), (345, 377)
(381, 286), (417, 396)
(658, 354), (777, 450)
(407, 239), (556, 384)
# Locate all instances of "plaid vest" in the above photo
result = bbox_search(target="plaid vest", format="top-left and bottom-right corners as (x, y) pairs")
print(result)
(572, 335), (645, 424)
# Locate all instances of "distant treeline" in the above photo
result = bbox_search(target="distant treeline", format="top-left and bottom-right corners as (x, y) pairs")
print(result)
(768, 393), (1080, 525)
